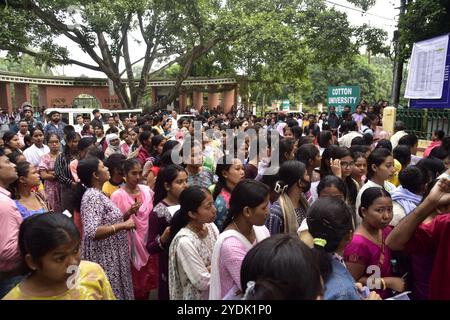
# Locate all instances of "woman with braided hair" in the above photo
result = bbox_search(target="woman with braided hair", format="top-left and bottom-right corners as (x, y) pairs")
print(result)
(307, 197), (380, 300)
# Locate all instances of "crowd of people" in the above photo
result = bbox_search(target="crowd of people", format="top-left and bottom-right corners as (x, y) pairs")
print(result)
(0, 100), (449, 301)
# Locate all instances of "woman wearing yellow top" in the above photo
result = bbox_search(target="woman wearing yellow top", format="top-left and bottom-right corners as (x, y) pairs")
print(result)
(2, 213), (115, 300)
(102, 153), (127, 198)
(389, 145), (412, 187)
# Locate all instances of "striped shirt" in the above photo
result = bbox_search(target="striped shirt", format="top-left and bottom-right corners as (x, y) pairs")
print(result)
(55, 152), (75, 186)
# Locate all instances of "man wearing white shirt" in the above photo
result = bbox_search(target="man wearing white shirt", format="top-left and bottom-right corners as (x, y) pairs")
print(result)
(170, 111), (178, 132)
(390, 121), (408, 149)
(74, 114), (84, 134)
(338, 121), (362, 148)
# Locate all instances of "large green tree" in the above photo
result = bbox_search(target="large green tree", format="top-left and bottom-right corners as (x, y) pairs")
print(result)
(400, 0), (450, 59)
(0, 0), (388, 111)
(0, 0), (252, 109)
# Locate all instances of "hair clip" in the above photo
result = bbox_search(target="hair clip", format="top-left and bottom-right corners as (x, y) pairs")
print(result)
(62, 210), (72, 219)
(243, 281), (255, 300)
(313, 238), (327, 248)
(274, 182), (288, 194)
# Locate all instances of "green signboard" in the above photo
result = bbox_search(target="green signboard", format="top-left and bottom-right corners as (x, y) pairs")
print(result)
(327, 86), (360, 113)
(281, 99), (290, 110)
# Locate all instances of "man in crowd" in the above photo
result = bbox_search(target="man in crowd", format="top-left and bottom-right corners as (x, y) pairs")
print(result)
(74, 114), (84, 134)
(21, 103), (42, 132)
(327, 106), (342, 136)
(44, 111), (66, 141)
(90, 109), (103, 130)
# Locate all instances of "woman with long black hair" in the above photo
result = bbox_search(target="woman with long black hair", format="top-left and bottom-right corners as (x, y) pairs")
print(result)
(54, 131), (80, 213)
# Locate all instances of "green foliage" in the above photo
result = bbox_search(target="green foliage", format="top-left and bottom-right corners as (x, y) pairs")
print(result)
(0, 0), (392, 110)
(300, 55), (393, 107)
(0, 55), (53, 75)
(400, 0), (450, 59)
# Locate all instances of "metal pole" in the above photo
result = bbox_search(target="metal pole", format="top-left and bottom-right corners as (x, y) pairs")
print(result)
(391, 0), (406, 108)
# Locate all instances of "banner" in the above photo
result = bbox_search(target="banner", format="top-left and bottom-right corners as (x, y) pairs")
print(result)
(405, 34), (449, 99)
(409, 34), (450, 109)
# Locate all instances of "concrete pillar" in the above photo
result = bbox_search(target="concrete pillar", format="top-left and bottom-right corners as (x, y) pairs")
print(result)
(38, 85), (49, 109)
(221, 88), (235, 114)
(179, 91), (187, 113)
(151, 87), (158, 104)
(382, 106), (396, 136)
(193, 90), (203, 110)
(14, 83), (31, 108)
(208, 85), (219, 110)
(0, 82), (13, 114)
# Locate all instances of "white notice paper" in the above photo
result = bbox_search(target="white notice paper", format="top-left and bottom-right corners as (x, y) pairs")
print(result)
(405, 34), (449, 99)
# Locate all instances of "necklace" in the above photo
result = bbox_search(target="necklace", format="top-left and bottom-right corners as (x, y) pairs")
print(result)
(233, 220), (242, 233)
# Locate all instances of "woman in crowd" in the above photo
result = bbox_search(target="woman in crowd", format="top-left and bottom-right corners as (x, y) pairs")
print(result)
(386, 177), (450, 300)
(55, 131), (80, 213)
(69, 137), (96, 183)
(240, 234), (324, 300)
(38, 133), (61, 213)
(278, 138), (296, 165)
(2, 131), (22, 155)
(102, 154), (127, 198)
(75, 157), (135, 300)
(111, 159), (155, 300)
(325, 147), (360, 219)
(355, 148), (396, 225)
(23, 128), (49, 167)
(389, 145), (412, 187)
(209, 179), (271, 300)
(12, 161), (50, 219)
(104, 133), (122, 158)
(168, 186), (219, 300)
(7, 150), (26, 164)
(344, 187), (406, 299)
(2, 213), (116, 300)
(147, 164), (188, 300)
(119, 130), (133, 157)
(318, 130), (333, 156)
(137, 131), (153, 166)
(296, 143), (321, 183)
(298, 175), (347, 247)
(183, 139), (214, 188)
(211, 157), (245, 230)
(351, 151), (368, 188)
(317, 175), (347, 200)
(307, 197), (380, 300)
(266, 161), (310, 235)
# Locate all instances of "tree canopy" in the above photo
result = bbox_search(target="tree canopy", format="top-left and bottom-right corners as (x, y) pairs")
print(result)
(399, 0), (450, 59)
(0, 0), (389, 109)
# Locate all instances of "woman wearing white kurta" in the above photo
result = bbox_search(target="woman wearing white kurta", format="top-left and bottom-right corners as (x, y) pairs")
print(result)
(168, 186), (219, 300)
(23, 128), (49, 167)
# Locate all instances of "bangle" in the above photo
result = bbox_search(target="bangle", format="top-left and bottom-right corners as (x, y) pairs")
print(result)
(111, 224), (116, 234)
(156, 235), (164, 250)
(380, 278), (386, 291)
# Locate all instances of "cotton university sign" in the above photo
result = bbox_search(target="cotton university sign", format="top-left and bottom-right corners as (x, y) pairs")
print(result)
(327, 85), (360, 113)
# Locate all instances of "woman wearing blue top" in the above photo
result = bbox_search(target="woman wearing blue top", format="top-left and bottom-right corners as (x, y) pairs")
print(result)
(306, 197), (380, 300)
(12, 161), (49, 219)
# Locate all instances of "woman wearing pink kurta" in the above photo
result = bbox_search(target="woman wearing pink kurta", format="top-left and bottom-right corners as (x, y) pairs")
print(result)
(111, 159), (156, 300)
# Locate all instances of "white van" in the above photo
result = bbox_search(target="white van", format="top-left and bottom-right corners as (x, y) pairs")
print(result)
(43, 108), (143, 126)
